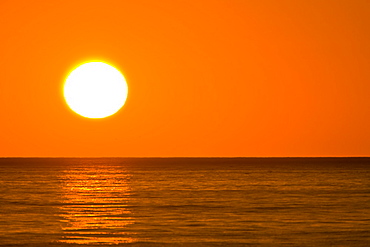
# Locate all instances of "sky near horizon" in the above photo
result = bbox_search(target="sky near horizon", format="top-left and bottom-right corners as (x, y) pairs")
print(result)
(0, 0), (369, 157)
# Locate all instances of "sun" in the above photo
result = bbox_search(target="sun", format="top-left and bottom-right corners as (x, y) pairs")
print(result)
(63, 62), (128, 119)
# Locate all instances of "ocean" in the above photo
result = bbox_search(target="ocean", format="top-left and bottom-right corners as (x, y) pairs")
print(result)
(0, 158), (369, 246)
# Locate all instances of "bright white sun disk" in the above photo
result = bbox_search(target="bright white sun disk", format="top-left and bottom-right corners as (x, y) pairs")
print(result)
(64, 62), (128, 119)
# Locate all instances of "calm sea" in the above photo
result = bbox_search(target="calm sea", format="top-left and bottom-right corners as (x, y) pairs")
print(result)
(0, 158), (369, 246)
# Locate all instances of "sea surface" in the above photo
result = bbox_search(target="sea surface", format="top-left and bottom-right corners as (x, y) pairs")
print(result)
(0, 158), (369, 246)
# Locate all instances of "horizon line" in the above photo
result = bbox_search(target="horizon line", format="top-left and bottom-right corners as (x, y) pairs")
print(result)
(0, 156), (369, 159)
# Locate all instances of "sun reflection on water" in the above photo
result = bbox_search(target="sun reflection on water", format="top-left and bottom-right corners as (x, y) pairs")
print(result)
(58, 163), (136, 244)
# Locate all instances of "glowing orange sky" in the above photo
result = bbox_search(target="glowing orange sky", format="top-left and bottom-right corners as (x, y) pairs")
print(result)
(0, 0), (369, 157)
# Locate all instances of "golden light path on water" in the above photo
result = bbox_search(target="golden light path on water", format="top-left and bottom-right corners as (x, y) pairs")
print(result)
(57, 163), (135, 244)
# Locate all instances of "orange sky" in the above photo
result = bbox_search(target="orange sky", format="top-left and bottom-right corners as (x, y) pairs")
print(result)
(0, 0), (369, 157)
